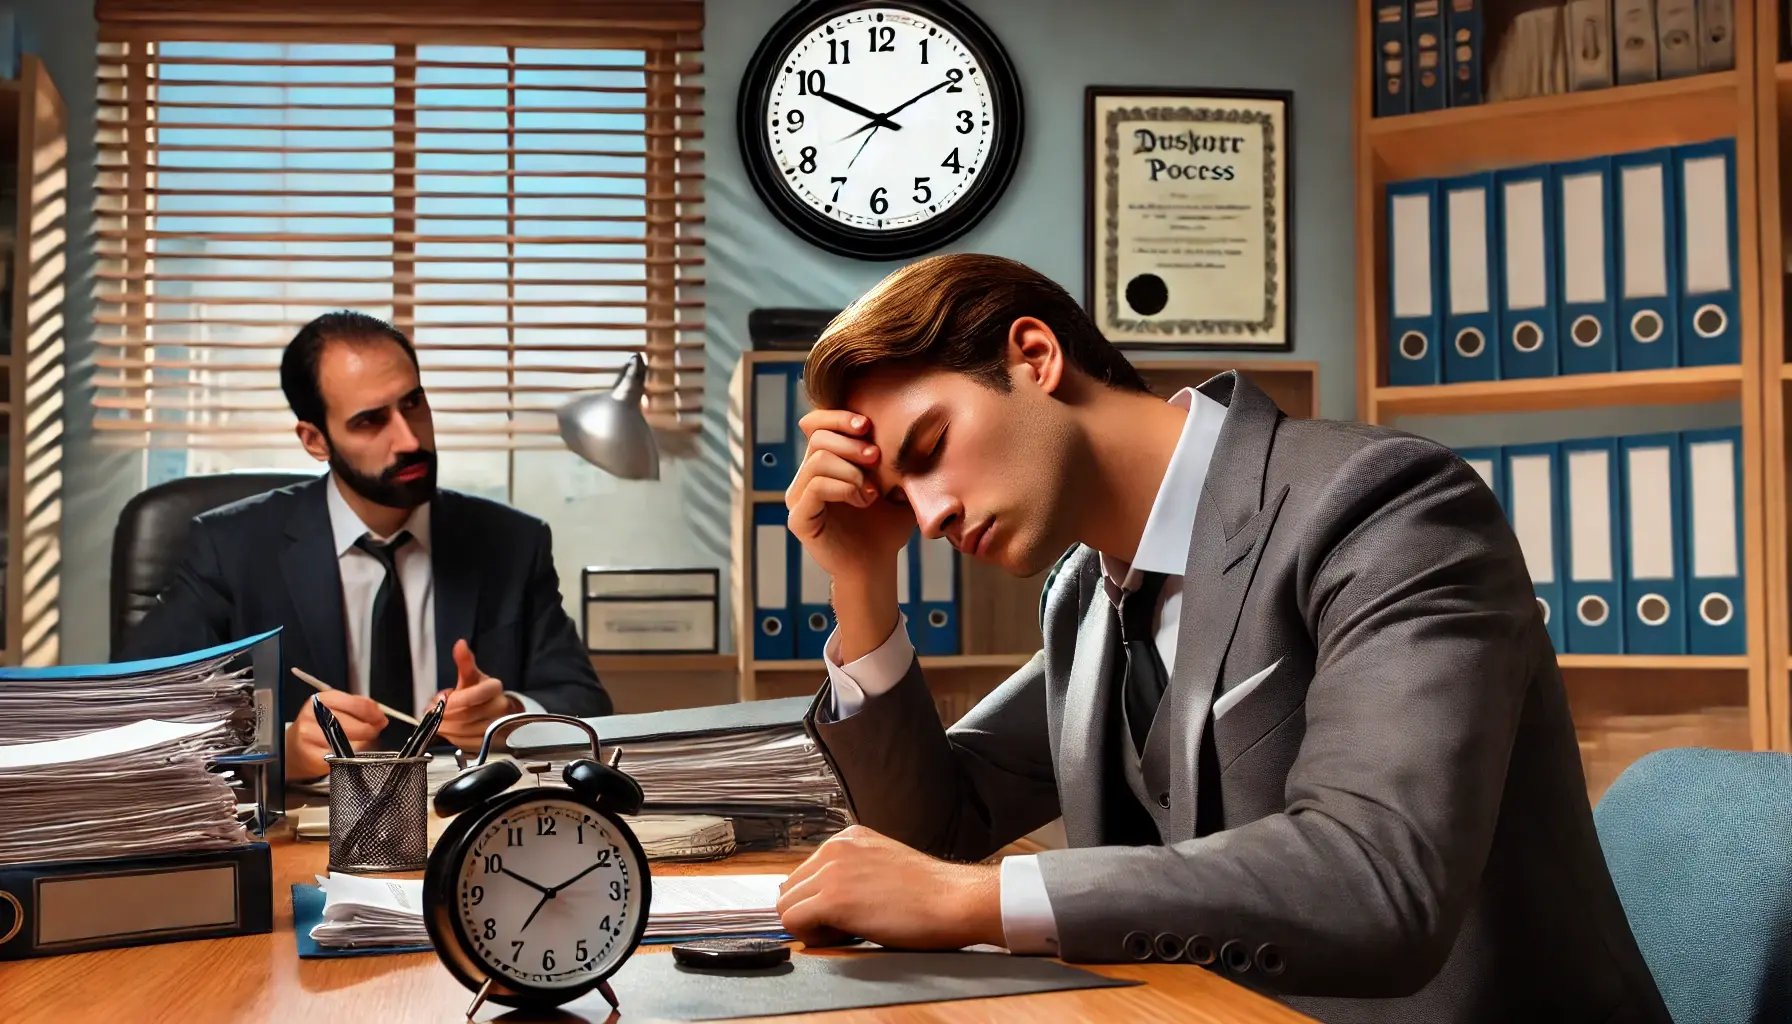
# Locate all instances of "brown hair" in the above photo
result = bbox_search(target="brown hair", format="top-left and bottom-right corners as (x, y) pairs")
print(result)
(804, 253), (1151, 408)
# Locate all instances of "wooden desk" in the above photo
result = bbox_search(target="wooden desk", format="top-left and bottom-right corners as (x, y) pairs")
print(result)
(1, 834), (1314, 1023)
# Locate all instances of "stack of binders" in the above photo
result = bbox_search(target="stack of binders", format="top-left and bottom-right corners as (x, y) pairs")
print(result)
(752, 362), (961, 662)
(1374, 0), (1486, 117)
(1387, 139), (1738, 386)
(1455, 426), (1744, 657)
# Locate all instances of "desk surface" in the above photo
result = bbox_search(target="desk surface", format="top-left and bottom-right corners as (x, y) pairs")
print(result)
(1, 834), (1315, 1024)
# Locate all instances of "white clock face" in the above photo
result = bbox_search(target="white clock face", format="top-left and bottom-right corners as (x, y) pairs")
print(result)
(455, 797), (644, 989)
(764, 6), (997, 233)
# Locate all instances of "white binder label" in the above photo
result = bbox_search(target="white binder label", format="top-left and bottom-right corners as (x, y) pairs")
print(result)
(920, 537), (956, 602)
(1561, 172), (1608, 304)
(896, 538), (913, 603)
(1682, 154), (1732, 295)
(1465, 457), (1496, 492)
(1447, 186), (1491, 314)
(1689, 440), (1739, 579)
(1503, 179), (1547, 310)
(1392, 193), (1434, 318)
(755, 370), (788, 444)
(1567, 449), (1614, 581)
(755, 524), (788, 607)
(1621, 164), (1668, 299)
(800, 546), (830, 603)
(1627, 448), (1674, 580)
(1510, 455), (1557, 584)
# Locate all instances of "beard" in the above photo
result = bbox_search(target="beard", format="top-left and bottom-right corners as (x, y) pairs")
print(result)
(328, 443), (437, 510)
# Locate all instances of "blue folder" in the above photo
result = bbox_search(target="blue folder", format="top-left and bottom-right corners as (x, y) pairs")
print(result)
(292, 884), (431, 959)
(1387, 178), (1443, 387)
(1455, 446), (1505, 508)
(1445, 0), (1484, 107)
(796, 542), (834, 661)
(912, 536), (960, 657)
(1554, 157), (1619, 376)
(752, 364), (797, 492)
(1442, 172), (1500, 383)
(1681, 426), (1745, 655)
(1503, 443), (1565, 653)
(1673, 139), (1741, 367)
(1619, 433), (1688, 655)
(1495, 163), (1559, 379)
(752, 503), (795, 661)
(1409, 0), (1447, 112)
(1560, 437), (1625, 654)
(1614, 148), (1681, 371)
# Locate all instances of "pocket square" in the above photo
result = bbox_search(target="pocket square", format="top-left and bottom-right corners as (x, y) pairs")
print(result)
(1213, 657), (1283, 720)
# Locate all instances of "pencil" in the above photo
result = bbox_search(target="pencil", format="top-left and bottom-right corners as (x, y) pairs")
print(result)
(290, 666), (421, 727)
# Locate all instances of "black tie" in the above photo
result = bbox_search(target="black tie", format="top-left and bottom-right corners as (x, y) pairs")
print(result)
(1116, 570), (1171, 755)
(354, 531), (413, 747)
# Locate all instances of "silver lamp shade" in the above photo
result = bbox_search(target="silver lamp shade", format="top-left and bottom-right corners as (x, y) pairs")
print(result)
(556, 352), (661, 480)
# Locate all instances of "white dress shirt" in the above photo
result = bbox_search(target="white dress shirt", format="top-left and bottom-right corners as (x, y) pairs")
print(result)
(824, 387), (1228, 955)
(326, 477), (543, 717)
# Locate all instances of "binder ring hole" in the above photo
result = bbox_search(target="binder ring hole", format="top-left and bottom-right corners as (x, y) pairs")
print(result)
(807, 612), (829, 631)
(1571, 316), (1602, 347)
(760, 616), (784, 636)
(1454, 327), (1486, 358)
(1577, 595), (1610, 627)
(1535, 596), (1551, 625)
(1700, 593), (1734, 627)
(1631, 310), (1664, 344)
(759, 452), (777, 467)
(927, 609), (949, 628)
(1637, 594), (1671, 627)
(0, 891), (20, 946)
(1398, 331), (1428, 360)
(1694, 304), (1728, 339)
(1512, 322), (1543, 353)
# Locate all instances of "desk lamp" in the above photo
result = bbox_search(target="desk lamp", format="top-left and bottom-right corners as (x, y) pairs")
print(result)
(556, 352), (661, 480)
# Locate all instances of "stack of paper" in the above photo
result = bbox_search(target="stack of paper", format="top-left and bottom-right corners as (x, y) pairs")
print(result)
(0, 654), (257, 752)
(309, 872), (429, 948)
(629, 814), (736, 862)
(645, 874), (786, 941)
(0, 719), (251, 866)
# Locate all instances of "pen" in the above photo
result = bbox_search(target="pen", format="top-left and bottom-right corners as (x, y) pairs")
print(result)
(290, 666), (421, 727)
(400, 697), (447, 759)
(312, 696), (354, 759)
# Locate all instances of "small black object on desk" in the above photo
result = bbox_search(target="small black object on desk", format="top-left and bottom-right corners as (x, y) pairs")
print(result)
(672, 939), (792, 971)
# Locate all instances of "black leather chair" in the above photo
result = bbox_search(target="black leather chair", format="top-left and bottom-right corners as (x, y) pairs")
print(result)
(110, 471), (316, 658)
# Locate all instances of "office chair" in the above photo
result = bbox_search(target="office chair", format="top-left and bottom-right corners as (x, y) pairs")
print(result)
(1594, 747), (1792, 1024)
(109, 471), (315, 658)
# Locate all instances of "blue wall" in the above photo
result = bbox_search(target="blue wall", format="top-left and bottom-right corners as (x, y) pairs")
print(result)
(13, 0), (1358, 660)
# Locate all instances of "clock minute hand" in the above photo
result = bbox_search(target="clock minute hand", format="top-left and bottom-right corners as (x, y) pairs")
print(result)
(812, 89), (902, 132)
(500, 867), (553, 896)
(548, 859), (609, 895)
(840, 78), (954, 141)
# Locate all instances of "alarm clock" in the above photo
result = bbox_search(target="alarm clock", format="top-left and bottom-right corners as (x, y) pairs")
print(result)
(423, 713), (649, 1019)
(737, 0), (1025, 260)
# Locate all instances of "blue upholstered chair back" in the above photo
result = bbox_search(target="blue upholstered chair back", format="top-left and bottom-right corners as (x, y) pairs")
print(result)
(1594, 747), (1792, 1024)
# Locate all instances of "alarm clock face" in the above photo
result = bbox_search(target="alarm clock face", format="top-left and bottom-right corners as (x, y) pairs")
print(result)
(452, 794), (647, 991)
(739, 0), (1023, 259)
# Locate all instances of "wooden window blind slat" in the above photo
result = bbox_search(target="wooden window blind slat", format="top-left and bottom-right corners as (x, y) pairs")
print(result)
(94, 10), (705, 446)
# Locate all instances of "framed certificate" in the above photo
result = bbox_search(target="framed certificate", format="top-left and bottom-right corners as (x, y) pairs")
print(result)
(1085, 86), (1293, 350)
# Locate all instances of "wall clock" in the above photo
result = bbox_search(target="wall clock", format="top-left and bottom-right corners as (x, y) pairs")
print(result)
(737, 0), (1025, 260)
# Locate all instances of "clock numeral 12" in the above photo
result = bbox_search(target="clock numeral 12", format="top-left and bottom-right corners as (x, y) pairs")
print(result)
(869, 25), (895, 52)
(537, 816), (556, 837)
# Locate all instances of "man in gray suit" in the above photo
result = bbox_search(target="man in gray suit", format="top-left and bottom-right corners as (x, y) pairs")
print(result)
(773, 253), (1669, 1023)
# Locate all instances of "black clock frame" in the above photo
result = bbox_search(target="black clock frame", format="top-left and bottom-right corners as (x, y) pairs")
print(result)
(423, 787), (653, 1011)
(737, 0), (1025, 261)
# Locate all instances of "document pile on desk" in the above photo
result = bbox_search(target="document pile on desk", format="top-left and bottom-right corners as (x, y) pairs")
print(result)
(630, 813), (737, 861)
(644, 874), (785, 941)
(309, 872), (430, 949)
(0, 649), (258, 748)
(0, 718), (251, 866)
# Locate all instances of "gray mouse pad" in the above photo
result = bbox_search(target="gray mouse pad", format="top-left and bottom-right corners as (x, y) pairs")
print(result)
(496, 949), (1138, 1022)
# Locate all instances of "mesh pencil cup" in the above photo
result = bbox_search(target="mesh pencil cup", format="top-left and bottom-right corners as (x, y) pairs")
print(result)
(325, 751), (432, 873)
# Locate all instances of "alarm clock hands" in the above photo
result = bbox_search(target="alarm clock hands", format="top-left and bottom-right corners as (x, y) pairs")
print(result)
(839, 72), (960, 142)
(507, 857), (613, 934)
(811, 89), (902, 134)
(499, 866), (553, 896)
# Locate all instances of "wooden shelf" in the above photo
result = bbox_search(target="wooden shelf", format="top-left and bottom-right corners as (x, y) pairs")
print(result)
(752, 653), (1035, 673)
(589, 653), (737, 673)
(1371, 365), (1742, 417)
(1556, 654), (1750, 672)
(1367, 72), (1740, 180)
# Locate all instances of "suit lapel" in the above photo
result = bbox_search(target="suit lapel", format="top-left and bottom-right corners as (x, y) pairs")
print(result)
(431, 491), (478, 692)
(1139, 371), (1289, 839)
(1055, 559), (1122, 849)
(280, 478), (348, 689)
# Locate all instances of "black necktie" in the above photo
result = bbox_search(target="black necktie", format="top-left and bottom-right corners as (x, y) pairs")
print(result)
(1116, 570), (1170, 755)
(354, 531), (413, 747)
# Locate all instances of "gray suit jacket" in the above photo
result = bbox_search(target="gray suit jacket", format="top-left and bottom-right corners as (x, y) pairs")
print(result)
(808, 372), (1669, 1024)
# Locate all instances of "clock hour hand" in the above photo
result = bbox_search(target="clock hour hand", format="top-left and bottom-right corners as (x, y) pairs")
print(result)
(518, 891), (553, 934)
(500, 867), (553, 896)
(548, 859), (609, 895)
(812, 89), (903, 132)
(840, 77), (955, 141)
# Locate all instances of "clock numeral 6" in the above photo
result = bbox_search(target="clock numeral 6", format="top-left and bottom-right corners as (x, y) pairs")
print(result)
(543, 949), (557, 972)
(609, 880), (623, 901)
(787, 109), (804, 133)
(913, 176), (932, 204)
(484, 918), (497, 940)
(869, 187), (888, 215)
(799, 146), (818, 174)
(576, 939), (589, 962)
(957, 110), (973, 135)
(796, 69), (825, 96)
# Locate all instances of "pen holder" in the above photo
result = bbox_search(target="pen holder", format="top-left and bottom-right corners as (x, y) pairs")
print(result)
(325, 751), (431, 873)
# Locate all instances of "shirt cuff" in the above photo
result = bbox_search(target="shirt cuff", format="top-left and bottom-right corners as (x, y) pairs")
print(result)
(824, 613), (915, 720)
(999, 855), (1060, 955)
(508, 690), (546, 716)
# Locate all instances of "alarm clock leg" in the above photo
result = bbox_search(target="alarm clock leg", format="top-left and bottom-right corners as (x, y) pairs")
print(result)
(464, 977), (494, 1022)
(598, 979), (620, 1011)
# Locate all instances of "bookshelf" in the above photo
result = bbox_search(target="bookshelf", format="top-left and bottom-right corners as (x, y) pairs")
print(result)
(1755, 0), (1792, 751)
(0, 56), (62, 667)
(1353, 0), (1774, 781)
(728, 350), (1320, 724)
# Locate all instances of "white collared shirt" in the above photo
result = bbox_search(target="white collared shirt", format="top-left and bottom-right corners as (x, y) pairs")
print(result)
(822, 386), (1228, 955)
(325, 476), (440, 714)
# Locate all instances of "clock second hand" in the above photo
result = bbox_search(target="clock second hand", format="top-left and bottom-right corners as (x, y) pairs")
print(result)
(846, 124), (881, 171)
(840, 77), (956, 143)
